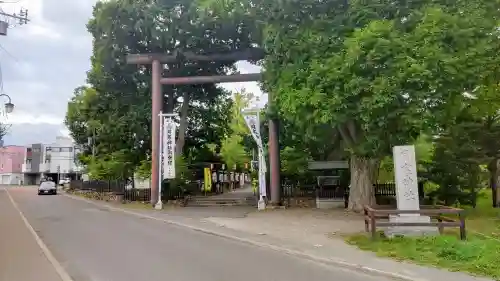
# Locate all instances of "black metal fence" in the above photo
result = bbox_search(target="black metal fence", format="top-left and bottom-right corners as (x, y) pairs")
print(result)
(70, 180), (126, 193)
(69, 180), (192, 202)
(69, 180), (151, 202)
(70, 179), (424, 206)
(280, 181), (425, 206)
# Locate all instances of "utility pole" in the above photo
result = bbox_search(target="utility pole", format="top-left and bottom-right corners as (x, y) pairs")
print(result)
(0, 4), (29, 36)
(57, 165), (60, 183)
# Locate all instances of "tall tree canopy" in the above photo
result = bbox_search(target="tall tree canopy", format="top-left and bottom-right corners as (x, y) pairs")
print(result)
(200, 0), (500, 211)
(65, 0), (255, 178)
(218, 91), (254, 169)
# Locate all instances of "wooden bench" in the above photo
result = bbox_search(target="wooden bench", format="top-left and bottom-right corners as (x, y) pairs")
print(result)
(364, 205), (467, 240)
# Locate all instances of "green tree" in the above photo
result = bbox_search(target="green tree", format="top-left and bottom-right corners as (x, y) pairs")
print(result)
(422, 82), (500, 207)
(426, 130), (484, 206)
(84, 150), (134, 180)
(66, 0), (254, 179)
(199, 0), (500, 211)
(447, 87), (500, 207)
(0, 122), (10, 145)
(219, 91), (254, 169)
(377, 134), (434, 183)
(467, 85), (500, 207)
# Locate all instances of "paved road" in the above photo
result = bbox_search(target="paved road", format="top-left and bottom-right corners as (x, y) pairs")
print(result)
(5, 187), (392, 281)
(0, 188), (62, 281)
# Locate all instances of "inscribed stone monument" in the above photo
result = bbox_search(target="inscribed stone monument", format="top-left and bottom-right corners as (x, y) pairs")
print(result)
(385, 145), (438, 237)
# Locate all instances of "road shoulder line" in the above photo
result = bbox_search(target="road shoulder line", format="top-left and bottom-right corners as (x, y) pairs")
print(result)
(62, 192), (426, 281)
(5, 188), (74, 281)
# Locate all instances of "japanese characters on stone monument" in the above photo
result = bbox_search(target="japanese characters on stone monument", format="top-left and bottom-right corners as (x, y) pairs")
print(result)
(386, 145), (438, 237)
(393, 145), (420, 211)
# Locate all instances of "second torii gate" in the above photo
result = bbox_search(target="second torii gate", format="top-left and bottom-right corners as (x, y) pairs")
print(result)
(126, 48), (281, 207)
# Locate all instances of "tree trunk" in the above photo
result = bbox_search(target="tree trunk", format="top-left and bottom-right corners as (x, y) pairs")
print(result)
(490, 159), (500, 208)
(175, 93), (189, 156)
(348, 155), (377, 212)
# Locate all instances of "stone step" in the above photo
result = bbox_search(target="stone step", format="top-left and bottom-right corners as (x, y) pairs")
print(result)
(187, 196), (257, 207)
(189, 197), (255, 202)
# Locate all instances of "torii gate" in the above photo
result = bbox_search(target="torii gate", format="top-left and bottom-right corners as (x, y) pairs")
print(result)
(126, 48), (281, 207)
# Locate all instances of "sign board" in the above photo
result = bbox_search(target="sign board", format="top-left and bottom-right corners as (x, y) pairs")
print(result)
(162, 117), (176, 179)
(203, 167), (212, 192)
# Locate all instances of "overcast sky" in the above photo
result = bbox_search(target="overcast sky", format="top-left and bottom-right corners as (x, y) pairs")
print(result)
(0, 0), (264, 146)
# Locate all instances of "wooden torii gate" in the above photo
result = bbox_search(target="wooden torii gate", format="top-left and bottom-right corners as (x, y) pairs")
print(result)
(126, 48), (281, 206)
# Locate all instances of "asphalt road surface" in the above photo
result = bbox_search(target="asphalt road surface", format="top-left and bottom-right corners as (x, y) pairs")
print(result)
(5, 187), (392, 281)
(0, 188), (61, 281)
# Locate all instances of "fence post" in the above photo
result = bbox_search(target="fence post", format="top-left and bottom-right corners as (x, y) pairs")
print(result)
(437, 217), (444, 234)
(364, 207), (369, 232)
(370, 210), (377, 239)
(459, 211), (466, 240)
(288, 181), (293, 207)
(344, 185), (349, 209)
(418, 182), (425, 198)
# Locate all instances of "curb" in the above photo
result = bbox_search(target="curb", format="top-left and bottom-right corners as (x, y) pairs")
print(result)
(62, 192), (424, 281)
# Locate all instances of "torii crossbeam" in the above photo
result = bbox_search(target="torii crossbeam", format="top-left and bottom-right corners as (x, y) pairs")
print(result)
(126, 48), (281, 207)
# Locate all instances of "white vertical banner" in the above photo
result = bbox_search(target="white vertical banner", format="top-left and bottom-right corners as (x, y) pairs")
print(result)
(162, 116), (176, 179)
(258, 150), (267, 197)
(242, 110), (267, 198)
(243, 113), (264, 150)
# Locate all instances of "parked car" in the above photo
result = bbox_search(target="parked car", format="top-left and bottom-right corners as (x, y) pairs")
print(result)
(59, 177), (70, 186)
(38, 178), (57, 195)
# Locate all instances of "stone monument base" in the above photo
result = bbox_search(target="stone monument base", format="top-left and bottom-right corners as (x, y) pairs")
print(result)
(257, 198), (266, 210)
(384, 214), (439, 238)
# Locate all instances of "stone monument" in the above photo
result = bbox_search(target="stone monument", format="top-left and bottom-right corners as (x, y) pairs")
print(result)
(385, 145), (438, 237)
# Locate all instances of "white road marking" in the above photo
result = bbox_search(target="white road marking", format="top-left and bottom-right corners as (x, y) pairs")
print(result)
(62, 192), (423, 281)
(4, 188), (74, 281)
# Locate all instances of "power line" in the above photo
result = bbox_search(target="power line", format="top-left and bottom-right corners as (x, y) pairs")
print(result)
(0, 9), (28, 23)
(0, 44), (19, 62)
(0, 4), (29, 36)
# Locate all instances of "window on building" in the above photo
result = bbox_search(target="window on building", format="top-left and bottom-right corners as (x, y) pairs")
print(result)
(60, 147), (73, 152)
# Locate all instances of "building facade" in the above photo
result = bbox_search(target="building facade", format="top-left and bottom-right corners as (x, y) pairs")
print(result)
(0, 145), (25, 185)
(22, 136), (82, 184)
(43, 136), (82, 175)
(22, 143), (44, 184)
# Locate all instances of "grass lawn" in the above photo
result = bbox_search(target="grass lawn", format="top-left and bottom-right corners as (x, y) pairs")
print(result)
(345, 192), (500, 280)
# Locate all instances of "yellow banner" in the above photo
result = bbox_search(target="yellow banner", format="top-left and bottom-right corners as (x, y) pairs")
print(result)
(204, 168), (212, 192)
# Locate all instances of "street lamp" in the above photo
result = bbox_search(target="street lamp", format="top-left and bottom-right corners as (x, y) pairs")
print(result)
(0, 94), (14, 114)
